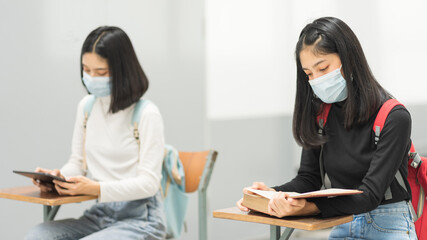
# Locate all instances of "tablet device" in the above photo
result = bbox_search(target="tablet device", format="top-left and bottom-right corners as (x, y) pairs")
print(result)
(13, 170), (72, 183)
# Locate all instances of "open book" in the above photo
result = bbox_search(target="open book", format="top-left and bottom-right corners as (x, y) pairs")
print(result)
(242, 188), (363, 215)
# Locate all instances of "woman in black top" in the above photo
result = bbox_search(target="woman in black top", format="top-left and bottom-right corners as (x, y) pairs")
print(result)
(237, 17), (417, 239)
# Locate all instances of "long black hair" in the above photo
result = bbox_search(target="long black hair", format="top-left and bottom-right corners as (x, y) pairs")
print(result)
(80, 26), (149, 113)
(293, 17), (389, 149)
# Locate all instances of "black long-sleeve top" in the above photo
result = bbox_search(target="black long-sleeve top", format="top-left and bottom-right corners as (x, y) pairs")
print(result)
(273, 102), (412, 218)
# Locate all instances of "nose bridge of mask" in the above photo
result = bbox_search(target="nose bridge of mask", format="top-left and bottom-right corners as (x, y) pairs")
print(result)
(83, 71), (110, 83)
(309, 66), (342, 86)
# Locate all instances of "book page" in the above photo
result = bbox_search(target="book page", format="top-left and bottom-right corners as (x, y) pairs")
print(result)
(246, 188), (279, 199)
(291, 188), (362, 198)
(247, 188), (362, 199)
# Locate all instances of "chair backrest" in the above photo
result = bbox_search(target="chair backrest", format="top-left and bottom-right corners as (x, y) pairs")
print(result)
(179, 150), (217, 193)
(177, 149), (218, 240)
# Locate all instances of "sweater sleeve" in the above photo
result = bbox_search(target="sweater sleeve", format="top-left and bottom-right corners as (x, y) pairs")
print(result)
(60, 96), (90, 177)
(98, 104), (165, 202)
(272, 147), (323, 193)
(312, 107), (411, 217)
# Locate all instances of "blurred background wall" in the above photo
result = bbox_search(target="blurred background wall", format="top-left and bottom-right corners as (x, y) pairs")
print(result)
(1, 0), (426, 239)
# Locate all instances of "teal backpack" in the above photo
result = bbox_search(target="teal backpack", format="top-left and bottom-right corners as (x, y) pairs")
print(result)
(83, 95), (189, 238)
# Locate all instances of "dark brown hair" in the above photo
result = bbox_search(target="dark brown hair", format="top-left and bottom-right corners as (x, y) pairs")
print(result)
(293, 17), (389, 148)
(81, 26), (149, 113)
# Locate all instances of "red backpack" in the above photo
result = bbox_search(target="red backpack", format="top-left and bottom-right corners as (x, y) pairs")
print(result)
(317, 99), (426, 239)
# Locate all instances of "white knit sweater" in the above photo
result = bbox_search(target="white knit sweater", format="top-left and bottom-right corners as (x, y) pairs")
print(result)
(61, 95), (165, 202)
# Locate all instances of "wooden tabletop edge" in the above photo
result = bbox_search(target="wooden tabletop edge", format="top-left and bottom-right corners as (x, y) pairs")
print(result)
(212, 207), (354, 231)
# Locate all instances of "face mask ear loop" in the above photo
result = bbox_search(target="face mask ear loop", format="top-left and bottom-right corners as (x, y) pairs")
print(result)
(340, 64), (354, 82)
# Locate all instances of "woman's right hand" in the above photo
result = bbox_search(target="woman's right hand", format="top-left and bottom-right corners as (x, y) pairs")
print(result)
(32, 167), (63, 192)
(236, 182), (275, 212)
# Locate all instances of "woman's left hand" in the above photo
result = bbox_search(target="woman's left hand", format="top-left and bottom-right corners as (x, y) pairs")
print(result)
(268, 192), (319, 218)
(53, 176), (100, 196)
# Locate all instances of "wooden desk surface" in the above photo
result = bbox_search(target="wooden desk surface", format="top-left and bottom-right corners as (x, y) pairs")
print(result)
(0, 186), (97, 206)
(213, 207), (353, 231)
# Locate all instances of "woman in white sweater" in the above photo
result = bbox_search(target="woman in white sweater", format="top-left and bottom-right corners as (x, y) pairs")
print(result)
(26, 26), (166, 240)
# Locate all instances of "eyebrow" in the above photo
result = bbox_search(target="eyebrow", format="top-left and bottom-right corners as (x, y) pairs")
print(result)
(302, 59), (326, 70)
(82, 64), (108, 71)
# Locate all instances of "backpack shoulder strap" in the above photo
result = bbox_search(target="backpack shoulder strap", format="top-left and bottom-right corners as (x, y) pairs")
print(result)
(81, 95), (96, 173)
(316, 103), (332, 135)
(372, 99), (416, 203)
(131, 99), (151, 128)
(83, 95), (97, 122)
(372, 99), (404, 144)
(131, 99), (151, 162)
(373, 99), (419, 162)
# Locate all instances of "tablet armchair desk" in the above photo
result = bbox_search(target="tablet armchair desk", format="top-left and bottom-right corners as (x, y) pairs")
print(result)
(213, 207), (353, 240)
(0, 186), (97, 222)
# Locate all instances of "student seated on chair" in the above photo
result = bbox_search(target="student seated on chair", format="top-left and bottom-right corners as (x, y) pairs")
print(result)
(26, 26), (166, 240)
(237, 17), (417, 240)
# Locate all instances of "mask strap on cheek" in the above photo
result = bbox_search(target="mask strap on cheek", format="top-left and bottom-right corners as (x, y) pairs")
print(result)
(340, 65), (353, 82)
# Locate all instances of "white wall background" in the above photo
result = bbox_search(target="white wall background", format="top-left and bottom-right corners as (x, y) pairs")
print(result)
(207, 0), (427, 120)
(1, 0), (427, 239)
(0, 0), (206, 239)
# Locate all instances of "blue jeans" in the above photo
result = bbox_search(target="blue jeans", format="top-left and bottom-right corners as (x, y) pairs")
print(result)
(329, 201), (417, 240)
(26, 192), (166, 240)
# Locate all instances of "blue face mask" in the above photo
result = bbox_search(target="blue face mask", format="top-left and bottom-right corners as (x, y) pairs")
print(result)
(308, 66), (347, 103)
(82, 72), (112, 97)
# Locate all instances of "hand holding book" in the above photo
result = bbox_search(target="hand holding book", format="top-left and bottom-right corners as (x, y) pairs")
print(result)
(247, 188), (363, 199)
(237, 182), (275, 212)
(242, 188), (363, 216)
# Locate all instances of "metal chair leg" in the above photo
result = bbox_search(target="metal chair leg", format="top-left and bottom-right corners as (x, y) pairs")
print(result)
(270, 225), (281, 240)
(270, 225), (295, 240)
(43, 205), (61, 222)
(279, 227), (294, 240)
(197, 150), (217, 240)
(199, 190), (207, 240)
